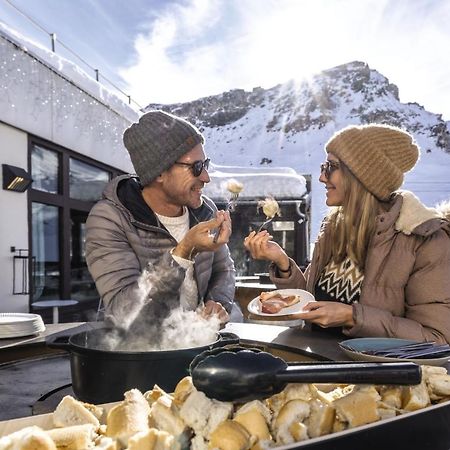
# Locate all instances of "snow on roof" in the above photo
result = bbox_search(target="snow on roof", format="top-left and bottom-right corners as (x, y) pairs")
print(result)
(0, 21), (140, 123)
(203, 164), (307, 201)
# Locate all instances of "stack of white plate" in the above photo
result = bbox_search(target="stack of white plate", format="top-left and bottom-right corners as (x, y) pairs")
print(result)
(0, 313), (45, 339)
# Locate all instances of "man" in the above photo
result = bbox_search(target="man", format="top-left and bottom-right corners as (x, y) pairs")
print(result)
(85, 110), (238, 329)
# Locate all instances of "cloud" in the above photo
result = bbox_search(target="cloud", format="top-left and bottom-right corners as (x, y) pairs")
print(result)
(119, 0), (450, 119)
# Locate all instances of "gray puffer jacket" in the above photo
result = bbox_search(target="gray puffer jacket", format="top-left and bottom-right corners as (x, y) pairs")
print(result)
(85, 175), (236, 328)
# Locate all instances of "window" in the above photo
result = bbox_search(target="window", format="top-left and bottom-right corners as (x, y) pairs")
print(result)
(28, 139), (123, 322)
(69, 158), (110, 201)
(31, 145), (60, 194)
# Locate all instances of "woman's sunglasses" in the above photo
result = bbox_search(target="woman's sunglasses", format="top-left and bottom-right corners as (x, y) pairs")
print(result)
(320, 160), (340, 179)
(174, 158), (210, 177)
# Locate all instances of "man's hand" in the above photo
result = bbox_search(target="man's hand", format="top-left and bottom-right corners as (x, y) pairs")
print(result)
(173, 211), (231, 259)
(200, 300), (229, 324)
(294, 301), (355, 328)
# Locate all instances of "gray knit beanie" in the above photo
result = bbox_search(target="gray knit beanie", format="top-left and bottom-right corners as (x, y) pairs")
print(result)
(123, 110), (205, 186)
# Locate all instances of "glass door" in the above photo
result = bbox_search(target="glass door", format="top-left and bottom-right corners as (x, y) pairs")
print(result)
(70, 210), (97, 307)
(31, 202), (60, 301)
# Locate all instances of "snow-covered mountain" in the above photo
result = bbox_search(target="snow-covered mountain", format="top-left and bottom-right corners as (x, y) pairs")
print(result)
(148, 61), (450, 240)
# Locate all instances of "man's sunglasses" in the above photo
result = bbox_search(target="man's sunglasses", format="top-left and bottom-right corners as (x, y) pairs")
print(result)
(174, 158), (210, 177)
(320, 160), (340, 179)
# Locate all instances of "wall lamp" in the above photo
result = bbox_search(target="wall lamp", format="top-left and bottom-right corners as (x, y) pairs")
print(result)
(2, 164), (33, 192)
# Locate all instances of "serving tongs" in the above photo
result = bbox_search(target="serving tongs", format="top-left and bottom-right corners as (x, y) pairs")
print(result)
(189, 346), (421, 402)
(341, 341), (450, 359)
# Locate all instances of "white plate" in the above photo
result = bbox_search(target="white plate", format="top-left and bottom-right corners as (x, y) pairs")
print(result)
(339, 338), (450, 367)
(0, 313), (45, 339)
(247, 289), (316, 317)
(0, 313), (41, 324)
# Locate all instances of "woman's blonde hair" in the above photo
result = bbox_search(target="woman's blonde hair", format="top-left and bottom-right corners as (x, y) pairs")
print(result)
(325, 162), (380, 270)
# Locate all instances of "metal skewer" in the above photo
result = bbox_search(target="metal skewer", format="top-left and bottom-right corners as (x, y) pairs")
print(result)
(212, 193), (239, 243)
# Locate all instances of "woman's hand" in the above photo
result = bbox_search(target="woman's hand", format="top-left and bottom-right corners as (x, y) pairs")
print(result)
(296, 301), (355, 328)
(244, 230), (289, 267)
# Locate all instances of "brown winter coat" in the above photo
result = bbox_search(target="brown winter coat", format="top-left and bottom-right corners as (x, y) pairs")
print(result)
(270, 191), (450, 344)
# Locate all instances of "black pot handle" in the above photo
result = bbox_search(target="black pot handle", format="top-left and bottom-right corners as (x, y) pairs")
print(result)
(46, 334), (72, 351)
(213, 332), (240, 348)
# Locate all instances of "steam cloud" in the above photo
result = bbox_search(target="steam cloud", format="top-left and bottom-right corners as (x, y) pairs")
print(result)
(90, 263), (222, 351)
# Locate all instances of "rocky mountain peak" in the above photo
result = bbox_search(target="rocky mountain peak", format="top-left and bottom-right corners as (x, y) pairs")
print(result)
(148, 61), (449, 154)
(148, 61), (450, 239)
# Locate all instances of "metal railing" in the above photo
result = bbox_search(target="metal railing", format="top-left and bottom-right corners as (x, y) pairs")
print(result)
(3, 0), (144, 110)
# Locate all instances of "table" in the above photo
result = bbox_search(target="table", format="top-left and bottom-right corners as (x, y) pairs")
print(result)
(31, 300), (79, 324)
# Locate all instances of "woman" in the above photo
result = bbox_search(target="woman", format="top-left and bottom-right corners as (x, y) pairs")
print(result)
(245, 124), (450, 344)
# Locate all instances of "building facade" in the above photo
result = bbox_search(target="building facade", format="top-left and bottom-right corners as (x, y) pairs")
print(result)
(0, 24), (138, 320)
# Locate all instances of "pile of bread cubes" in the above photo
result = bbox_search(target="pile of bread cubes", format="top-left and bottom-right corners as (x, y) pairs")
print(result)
(1, 364), (450, 450)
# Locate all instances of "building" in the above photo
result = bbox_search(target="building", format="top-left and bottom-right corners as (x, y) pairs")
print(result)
(0, 23), (138, 321)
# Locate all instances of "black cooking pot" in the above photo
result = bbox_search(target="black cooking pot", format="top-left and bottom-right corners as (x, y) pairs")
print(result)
(47, 327), (239, 404)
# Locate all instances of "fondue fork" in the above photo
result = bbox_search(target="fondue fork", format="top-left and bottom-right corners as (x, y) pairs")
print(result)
(257, 217), (274, 232)
(212, 192), (239, 243)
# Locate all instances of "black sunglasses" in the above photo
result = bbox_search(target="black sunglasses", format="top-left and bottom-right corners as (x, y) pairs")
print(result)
(174, 158), (210, 177)
(320, 160), (340, 179)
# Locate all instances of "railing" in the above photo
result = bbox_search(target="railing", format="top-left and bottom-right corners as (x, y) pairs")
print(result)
(11, 247), (33, 295)
(3, 0), (144, 110)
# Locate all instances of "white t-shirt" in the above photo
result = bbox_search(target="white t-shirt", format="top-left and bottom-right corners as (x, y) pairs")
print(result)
(155, 208), (199, 311)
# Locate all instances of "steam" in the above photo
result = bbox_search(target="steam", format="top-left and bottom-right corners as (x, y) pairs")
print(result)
(93, 264), (222, 352)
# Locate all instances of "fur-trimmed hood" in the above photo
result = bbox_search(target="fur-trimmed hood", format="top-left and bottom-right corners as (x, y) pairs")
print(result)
(436, 199), (450, 221)
(394, 191), (449, 236)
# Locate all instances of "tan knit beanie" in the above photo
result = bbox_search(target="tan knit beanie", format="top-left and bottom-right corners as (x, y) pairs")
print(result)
(325, 124), (420, 200)
(123, 110), (204, 187)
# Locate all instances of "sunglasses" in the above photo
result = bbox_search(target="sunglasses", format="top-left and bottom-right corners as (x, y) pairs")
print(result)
(320, 160), (340, 179)
(174, 158), (210, 177)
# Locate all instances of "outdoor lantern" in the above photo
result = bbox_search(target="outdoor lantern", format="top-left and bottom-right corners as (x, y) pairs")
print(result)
(2, 164), (33, 192)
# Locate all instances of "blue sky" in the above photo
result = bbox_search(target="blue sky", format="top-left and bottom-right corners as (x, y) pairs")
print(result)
(1, 0), (450, 119)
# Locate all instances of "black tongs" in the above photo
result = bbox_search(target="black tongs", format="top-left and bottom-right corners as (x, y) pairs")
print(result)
(189, 346), (422, 402)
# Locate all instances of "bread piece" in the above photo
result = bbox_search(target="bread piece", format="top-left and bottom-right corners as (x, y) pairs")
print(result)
(402, 381), (430, 411)
(179, 391), (211, 435)
(53, 395), (101, 429)
(312, 383), (347, 394)
(332, 418), (347, 433)
(266, 383), (311, 417)
(208, 420), (252, 450)
(144, 385), (170, 406)
(190, 434), (208, 450)
(206, 399), (234, 438)
(0, 426), (56, 450)
(172, 377), (195, 407)
(127, 428), (177, 450)
(47, 423), (97, 449)
(179, 391), (232, 438)
(94, 436), (118, 450)
(106, 389), (151, 447)
(333, 385), (380, 428)
(305, 399), (335, 438)
(378, 386), (402, 409)
(150, 394), (188, 436)
(288, 422), (308, 442)
(377, 407), (397, 420)
(422, 365), (447, 379)
(425, 374), (450, 398)
(272, 399), (310, 445)
(311, 384), (353, 405)
(234, 400), (272, 441)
